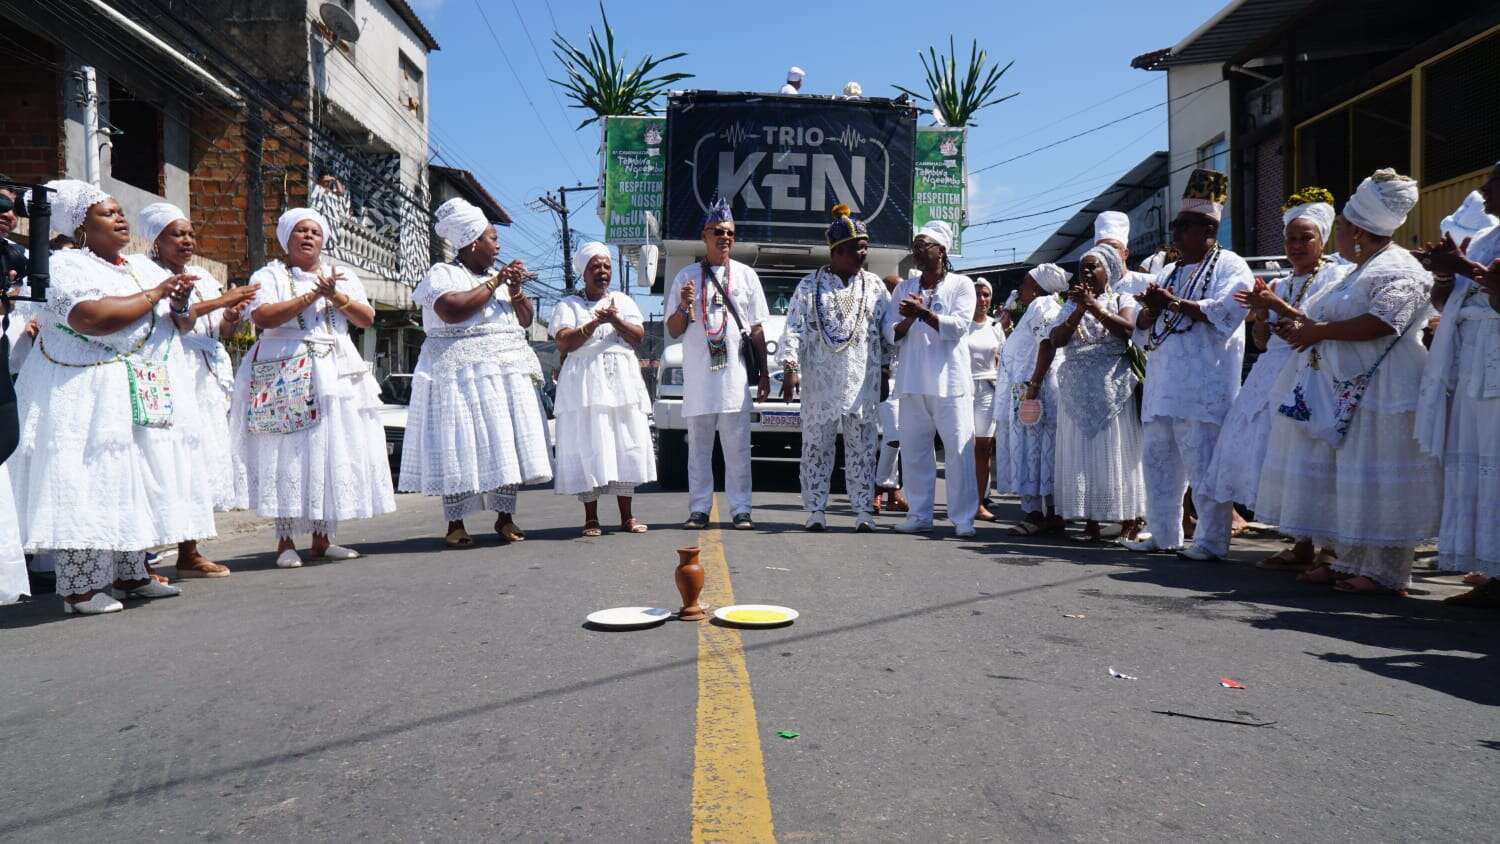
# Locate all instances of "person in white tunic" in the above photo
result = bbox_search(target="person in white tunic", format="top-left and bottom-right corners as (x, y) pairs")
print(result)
(776, 206), (892, 532)
(1256, 169), (1439, 595)
(780, 67), (805, 95)
(1438, 188), (1498, 249)
(551, 242), (655, 536)
(231, 208), (395, 567)
(1121, 169), (1254, 561)
(968, 277), (1006, 522)
(874, 274), (909, 514)
(134, 203), (258, 578)
(1416, 162), (1500, 606)
(0, 183), (30, 604)
(665, 196), (771, 530)
(884, 220), (979, 537)
(999, 263), (1069, 536)
(10, 180), (208, 614)
(1027, 246), (1145, 540)
(400, 198), (550, 548)
(1210, 189), (1346, 569)
(1093, 211), (1156, 297)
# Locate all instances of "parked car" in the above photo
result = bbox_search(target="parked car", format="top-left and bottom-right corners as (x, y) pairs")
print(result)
(377, 373), (412, 478)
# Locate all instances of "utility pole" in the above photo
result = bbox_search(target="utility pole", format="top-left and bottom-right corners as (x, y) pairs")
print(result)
(531, 183), (598, 292)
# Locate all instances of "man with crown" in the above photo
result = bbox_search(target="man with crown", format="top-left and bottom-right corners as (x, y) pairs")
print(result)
(1121, 169), (1256, 561)
(776, 205), (893, 532)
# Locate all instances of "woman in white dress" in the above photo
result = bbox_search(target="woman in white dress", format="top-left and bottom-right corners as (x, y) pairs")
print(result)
(399, 198), (550, 547)
(11, 180), (210, 614)
(135, 203), (258, 578)
(1255, 170), (1439, 595)
(999, 263), (1069, 536)
(550, 242), (655, 536)
(968, 277), (1006, 522)
(1027, 246), (1144, 541)
(1213, 189), (1345, 569)
(231, 208), (395, 567)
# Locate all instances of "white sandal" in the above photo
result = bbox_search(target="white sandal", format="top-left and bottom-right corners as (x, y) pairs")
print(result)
(276, 549), (304, 568)
(313, 545), (360, 561)
(62, 593), (124, 615)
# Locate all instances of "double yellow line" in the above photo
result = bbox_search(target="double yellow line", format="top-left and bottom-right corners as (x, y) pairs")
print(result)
(690, 505), (777, 843)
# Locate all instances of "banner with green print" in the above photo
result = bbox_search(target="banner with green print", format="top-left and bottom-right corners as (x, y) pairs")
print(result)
(603, 116), (666, 244)
(913, 127), (966, 254)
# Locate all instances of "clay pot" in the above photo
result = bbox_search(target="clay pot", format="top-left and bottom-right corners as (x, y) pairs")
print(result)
(675, 546), (706, 621)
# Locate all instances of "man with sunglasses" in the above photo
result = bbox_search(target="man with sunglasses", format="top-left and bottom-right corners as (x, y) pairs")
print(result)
(666, 197), (771, 530)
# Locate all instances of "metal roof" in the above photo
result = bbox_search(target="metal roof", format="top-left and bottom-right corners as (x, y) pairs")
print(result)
(430, 165), (513, 226)
(1155, 0), (1315, 68)
(387, 0), (441, 52)
(1024, 152), (1170, 265)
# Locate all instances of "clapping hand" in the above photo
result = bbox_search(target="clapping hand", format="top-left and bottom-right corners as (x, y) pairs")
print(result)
(498, 260), (528, 293)
(1235, 278), (1283, 316)
(594, 302), (619, 327)
(1140, 283), (1171, 310)
(1414, 233), (1486, 278)
(1274, 318), (1321, 351)
(156, 273), (195, 311)
(898, 293), (926, 319)
(313, 270), (342, 299)
(1068, 283), (1096, 313)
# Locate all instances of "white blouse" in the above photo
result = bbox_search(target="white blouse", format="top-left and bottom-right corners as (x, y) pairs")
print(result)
(967, 319), (1005, 382)
(883, 272), (978, 398)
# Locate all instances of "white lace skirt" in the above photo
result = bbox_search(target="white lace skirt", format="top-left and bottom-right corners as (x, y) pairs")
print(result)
(1202, 348), (1292, 510)
(399, 365), (553, 496)
(183, 350), (237, 511)
(997, 382), (1056, 498)
(1438, 391), (1500, 576)
(553, 404), (656, 495)
(0, 462), (29, 604)
(1054, 400), (1145, 521)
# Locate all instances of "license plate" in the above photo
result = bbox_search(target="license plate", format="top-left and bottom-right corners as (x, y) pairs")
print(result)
(760, 411), (800, 430)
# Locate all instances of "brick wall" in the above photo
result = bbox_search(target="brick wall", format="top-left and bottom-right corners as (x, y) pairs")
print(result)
(0, 30), (63, 185)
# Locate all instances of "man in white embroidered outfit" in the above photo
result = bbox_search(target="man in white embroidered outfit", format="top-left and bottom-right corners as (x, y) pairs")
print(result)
(1122, 169), (1254, 561)
(777, 205), (892, 532)
(666, 196), (771, 530)
(883, 220), (980, 537)
(1093, 211), (1155, 297)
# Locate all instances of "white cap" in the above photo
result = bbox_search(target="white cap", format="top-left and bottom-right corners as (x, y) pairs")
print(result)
(787, 66), (805, 82)
(1093, 211), (1130, 246)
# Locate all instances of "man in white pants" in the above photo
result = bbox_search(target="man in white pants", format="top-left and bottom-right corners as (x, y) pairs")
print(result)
(1122, 169), (1254, 561)
(883, 220), (979, 537)
(665, 196), (771, 530)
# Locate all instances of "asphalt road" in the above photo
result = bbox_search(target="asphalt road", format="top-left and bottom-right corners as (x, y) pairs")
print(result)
(2, 477), (1497, 842)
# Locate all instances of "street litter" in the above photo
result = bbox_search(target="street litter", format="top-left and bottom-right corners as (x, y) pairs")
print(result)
(1063, 613), (1086, 619)
(1108, 667), (1138, 680)
(765, 566), (791, 571)
(1152, 710), (1275, 728)
(777, 730), (800, 739)
(1219, 677), (1246, 689)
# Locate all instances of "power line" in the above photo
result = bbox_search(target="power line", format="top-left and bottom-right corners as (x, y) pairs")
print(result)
(983, 75), (1161, 153)
(471, 0), (584, 182)
(507, 0), (596, 169)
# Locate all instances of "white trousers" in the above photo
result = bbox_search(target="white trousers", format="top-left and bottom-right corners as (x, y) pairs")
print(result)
(687, 411), (753, 516)
(899, 394), (979, 527)
(800, 413), (879, 514)
(876, 396), (902, 489)
(1142, 418), (1232, 556)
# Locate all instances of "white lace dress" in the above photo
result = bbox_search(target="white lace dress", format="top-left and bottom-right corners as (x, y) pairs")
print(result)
(399, 262), (552, 498)
(9, 249), (216, 552)
(1203, 262), (1346, 510)
(1052, 292), (1145, 521)
(996, 294), (1063, 498)
(1255, 245), (1440, 588)
(229, 260), (396, 534)
(136, 259), (239, 511)
(775, 268), (893, 426)
(550, 292), (655, 496)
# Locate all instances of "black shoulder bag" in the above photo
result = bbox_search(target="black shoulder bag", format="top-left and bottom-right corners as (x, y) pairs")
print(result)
(703, 261), (761, 383)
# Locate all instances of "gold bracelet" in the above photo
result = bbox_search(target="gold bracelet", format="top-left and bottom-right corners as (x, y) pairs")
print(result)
(485, 278), (501, 293)
(144, 291), (160, 306)
(335, 295), (354, 311)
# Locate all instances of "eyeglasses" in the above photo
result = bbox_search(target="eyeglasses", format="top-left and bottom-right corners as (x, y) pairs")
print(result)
(709, 227), (736, 238)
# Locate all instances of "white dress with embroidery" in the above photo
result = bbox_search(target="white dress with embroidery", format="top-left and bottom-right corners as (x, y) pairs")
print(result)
(549, 292), (654, 495)
(399, 262), (552, 497)
(230, 260), (396, 530)
(996, 294), (1064, 498)
(774, 268), (893, 426)
(1255, 245), (1440, 588)
(9, 249), (215, 552)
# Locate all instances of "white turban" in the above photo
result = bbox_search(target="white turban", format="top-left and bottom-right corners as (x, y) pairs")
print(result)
(787, 66), (805, 82)
(434, 197), (490, 251)
(572, 241), (611, 281)
(973, 276), (992, 295)
(1093, 211), (1130, 246)
(915, 220), (953, 252)
(842, 81), (863, 98)
(1342, 168), (1418, 238)
(276, 207), (330, 252)
(1028, 263), (1071, 294)
(1281, 201), (1335, 243)
(1081, 245), (1124, 286)
(139, 202), (188, 247)
(1440, 190), (1498, 245)
(39, 179), (111, 235)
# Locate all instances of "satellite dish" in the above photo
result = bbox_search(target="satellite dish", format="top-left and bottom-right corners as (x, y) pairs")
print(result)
(319, 2), (361, 44)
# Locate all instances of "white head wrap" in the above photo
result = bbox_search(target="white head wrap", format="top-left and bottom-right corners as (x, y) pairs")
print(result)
(787, 66), (805, 82)
(842, 81), (863, 97)
(572, 241), (611, 281)
(40, 179), (111, 235)
(1140, 250), (1168, 275)
(973, 276), (992, 294)
(1003, 289), (1019, 310)
(915, 220), (953, 252)
(434, 197), (490, 251)
(1281, 201), (1335, 242)
(276, 207), (330, 252)
(1342, 169), (1418, 238)
(1440, 190), (1498, 245)
(1081, 245), (1124, 286)
(139, 202), (188, 247)
(1093, 211), (1130, 246)
(1028, 263), (1071, 294)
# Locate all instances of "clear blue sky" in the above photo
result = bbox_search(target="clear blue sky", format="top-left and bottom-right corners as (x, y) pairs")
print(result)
(411, 0), (1228, 304)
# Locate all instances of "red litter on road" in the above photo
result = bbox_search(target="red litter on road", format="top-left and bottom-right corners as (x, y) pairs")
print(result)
(1219, 677), (1247, 689)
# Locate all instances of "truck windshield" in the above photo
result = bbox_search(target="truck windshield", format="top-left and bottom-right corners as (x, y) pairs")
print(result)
(759, 274), (803, 316)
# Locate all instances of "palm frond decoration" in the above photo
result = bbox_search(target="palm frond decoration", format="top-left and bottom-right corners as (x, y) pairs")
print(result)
(893, 37), (1018, 128)
(550, 2), (694, 130)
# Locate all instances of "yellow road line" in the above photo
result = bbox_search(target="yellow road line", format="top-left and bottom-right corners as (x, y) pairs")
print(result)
(691, 502), (777, 843)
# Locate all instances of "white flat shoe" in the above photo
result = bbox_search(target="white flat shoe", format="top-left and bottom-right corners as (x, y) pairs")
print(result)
(854, 513), (876, 533)
(109, 580), (181, 600)
(314, 544), (360, 561)
(804, 512), (827, 532)
(1176, 544), (1221, 562)
(62, 593), (124, 615)
(276, 550), (304, 568)
(894, 518), (934, 534)
(1121, 535), (1178, 554)
(954, 524), (977, 539)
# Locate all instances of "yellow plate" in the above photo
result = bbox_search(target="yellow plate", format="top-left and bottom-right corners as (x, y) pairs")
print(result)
(714, 604), (799, 627)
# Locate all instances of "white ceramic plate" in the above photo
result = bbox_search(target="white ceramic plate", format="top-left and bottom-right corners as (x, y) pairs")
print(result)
(713, 604), (799, 627)
(586, 606), (673, 629)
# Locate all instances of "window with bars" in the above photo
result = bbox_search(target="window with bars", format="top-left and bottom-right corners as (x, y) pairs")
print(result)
(1423, 29), (1500, 185)
(1297, 80), (1411, 203)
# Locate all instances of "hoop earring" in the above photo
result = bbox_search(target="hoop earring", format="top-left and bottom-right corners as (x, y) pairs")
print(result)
(78, 230), (87, 251)
(149, 242), (159, 259)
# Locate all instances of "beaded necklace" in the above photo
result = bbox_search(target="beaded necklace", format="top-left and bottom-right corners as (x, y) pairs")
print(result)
(1145, 244), (1221, 352)
(812, 267), (869, 352)
(698, 260), (731, 369)
(1282, 256), (1326, 312)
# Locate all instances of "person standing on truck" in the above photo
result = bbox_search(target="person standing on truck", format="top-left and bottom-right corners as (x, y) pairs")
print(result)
(780, 67), (805, 95)
(776, 205), (893, 532)
(666, 197), (772, 530)
(884, 220), (980, 537)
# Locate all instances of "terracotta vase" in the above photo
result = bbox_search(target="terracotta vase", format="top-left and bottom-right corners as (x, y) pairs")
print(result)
(675, 546), (706, 621)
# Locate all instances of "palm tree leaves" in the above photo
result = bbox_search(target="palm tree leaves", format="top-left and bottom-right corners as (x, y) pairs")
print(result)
(550, 3), (694, 129)
(893, 37), (1018, 128)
